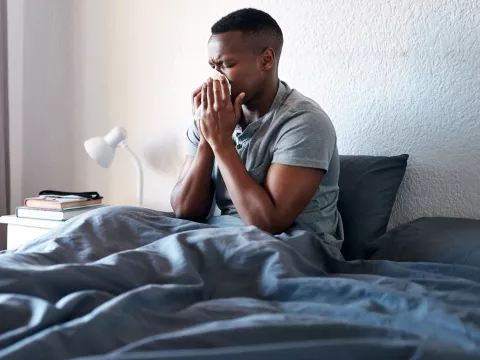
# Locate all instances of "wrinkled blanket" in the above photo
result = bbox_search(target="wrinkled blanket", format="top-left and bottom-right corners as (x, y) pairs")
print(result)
(1, 206), (480, 360)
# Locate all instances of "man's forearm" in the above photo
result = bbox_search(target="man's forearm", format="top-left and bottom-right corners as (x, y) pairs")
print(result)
(213, 143), (280, 233)
(171, 142), (215, 221)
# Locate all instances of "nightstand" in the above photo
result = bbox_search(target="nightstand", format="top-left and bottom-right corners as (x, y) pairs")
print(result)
(0, 215), (62, 250)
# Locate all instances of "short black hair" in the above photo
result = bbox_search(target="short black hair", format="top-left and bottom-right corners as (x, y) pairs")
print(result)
(211, 8), (283, 56)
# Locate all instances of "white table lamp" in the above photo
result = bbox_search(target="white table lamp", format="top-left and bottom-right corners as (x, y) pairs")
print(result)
(84, 126), (144, 206)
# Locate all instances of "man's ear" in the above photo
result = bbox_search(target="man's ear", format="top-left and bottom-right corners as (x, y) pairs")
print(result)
(261, 48), (275, 71)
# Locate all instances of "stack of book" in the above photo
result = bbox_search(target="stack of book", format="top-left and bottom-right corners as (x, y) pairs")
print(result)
(16, 195), (104, 221)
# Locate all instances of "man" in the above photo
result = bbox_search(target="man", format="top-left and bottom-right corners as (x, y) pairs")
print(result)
(170, 8), (343, 251)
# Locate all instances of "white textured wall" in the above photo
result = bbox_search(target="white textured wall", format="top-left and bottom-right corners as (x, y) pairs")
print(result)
(8, 0), (480, 227)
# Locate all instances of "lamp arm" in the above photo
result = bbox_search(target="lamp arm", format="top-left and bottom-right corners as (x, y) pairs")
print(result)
(120, 143), (144, 206)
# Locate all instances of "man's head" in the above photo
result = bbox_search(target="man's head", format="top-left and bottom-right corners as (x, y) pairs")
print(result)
(209, 8), (283, 103)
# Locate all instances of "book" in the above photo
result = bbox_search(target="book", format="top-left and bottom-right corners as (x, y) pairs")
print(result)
(16, 205), (105, 221)
(24, 196), (103, 210)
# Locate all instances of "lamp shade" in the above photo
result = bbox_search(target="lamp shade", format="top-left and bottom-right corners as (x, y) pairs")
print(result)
(84, 127), (127, 168)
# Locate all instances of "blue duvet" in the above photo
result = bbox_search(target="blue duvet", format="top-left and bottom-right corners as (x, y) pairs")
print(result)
(0, 206), (480, 359)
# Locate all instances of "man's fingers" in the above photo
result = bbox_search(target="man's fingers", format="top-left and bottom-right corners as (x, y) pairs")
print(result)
(201, 84), (207, 109)
(191, 84), (203, 100)
(194, 93), (201, 109)
(207, 78), (214, 109)
(192, 92), (202, 115)
(234, 92), (246, 121)
(213, 79), (224, 109)
(220, 76), (230, 102)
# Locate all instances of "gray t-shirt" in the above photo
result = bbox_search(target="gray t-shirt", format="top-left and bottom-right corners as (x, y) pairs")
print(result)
(186, 80), (344, 250)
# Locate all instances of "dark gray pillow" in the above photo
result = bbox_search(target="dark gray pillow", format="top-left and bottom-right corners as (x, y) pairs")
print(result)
(365, 217), (480, 266)
(338, 154), (409, 260)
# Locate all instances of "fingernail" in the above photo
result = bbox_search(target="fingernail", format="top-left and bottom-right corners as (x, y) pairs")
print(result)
(241, 92), (246, 99)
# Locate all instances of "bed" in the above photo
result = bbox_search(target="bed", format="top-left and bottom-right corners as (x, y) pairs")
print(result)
(1, 155), (480, 360)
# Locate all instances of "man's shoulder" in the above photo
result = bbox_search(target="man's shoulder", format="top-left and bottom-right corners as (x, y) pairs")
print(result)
(284, 88), (323, 111)
(276, 85), (331, 121)
(274, 86), (335, 135)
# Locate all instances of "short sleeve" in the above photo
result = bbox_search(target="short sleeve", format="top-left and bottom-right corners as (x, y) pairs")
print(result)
(185, 120), (200, 156)
(272, 111), (336, 172)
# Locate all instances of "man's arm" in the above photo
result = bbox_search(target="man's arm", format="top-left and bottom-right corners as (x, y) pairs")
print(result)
(170, 83), (215, 221)
(213, 145), (324, 233)
(170, 143), (215, 221)
(199, 77), (333, 233)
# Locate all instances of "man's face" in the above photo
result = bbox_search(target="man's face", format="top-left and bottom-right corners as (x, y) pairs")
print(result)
(208, 31), (264, 104)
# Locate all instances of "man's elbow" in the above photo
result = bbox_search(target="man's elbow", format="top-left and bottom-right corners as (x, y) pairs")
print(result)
(172, 201), (210, 222)
(171, 194), (204, 222)
(244, 216), (290, 235)
(173, 207), (207, 222)
(173, 207), (189, 220)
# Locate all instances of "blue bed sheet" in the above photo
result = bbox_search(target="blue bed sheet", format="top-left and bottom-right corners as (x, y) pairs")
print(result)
(0, 206), (480, 359)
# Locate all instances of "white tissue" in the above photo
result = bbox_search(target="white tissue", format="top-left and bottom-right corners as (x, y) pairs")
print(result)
(194, 69), (231, 121)
(210, 68), (232, 93)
